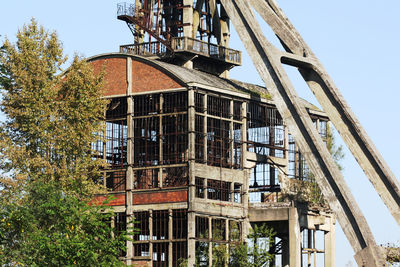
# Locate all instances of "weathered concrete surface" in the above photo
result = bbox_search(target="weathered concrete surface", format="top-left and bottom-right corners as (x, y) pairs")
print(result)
(219, 0), (386, 265)
(251, 0), (400, 228)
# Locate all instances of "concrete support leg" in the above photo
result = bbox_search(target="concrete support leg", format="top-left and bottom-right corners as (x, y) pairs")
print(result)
(187, 211), (196, 267)
(289, 207), (301, 266)
(324, 227), (336, 267)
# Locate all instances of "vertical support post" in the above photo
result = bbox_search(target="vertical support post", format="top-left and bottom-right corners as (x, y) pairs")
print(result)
(204, 178), (208, 200)
(225, 219), (229, 267)
(229, 99), (234, 167)
(187, 87), (197, 267)
(283, 124), (289, 176)
(208, 217), (213, 267)
(325, 215), (336, 267)
(187, 211), (196, 267)
(203, 93), (208, 163)
(169, 209), (173, 267)
(188, 88), (196, 201)
(230, 182), (234, 203)
(126, 56), (134, 264)
(182, 0), (193, 69)
(241, 101), (250, 239)
(149, 209), (154, 266)
(288, 207), (301, 266)
(159, 93), (164, 188)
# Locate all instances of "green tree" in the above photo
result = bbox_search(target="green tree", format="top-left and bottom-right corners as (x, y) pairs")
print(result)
(0, 19), (130, 266)
(0, 19), (107, 197)
(230, 224), (275, 267)
(0, 181), (128, 266)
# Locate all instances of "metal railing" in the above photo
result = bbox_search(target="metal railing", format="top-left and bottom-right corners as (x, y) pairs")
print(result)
(120, 42), (167, 56)
(117, 2), (135, 17)
(171, 37), (242, 65)
(120, 37), (241, 65)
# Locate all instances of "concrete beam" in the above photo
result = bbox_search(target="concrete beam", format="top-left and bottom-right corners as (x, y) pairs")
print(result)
(219, 0), (385, 265)
(253, 0), (400, 228)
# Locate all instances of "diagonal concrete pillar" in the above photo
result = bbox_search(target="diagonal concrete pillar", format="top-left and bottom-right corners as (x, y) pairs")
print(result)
(219, 0), (386, 265)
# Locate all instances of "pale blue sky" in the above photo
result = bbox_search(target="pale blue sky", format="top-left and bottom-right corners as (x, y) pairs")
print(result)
(1, 1), (399, 266)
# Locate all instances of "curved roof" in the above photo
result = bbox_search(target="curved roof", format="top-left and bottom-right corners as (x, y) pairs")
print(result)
(88, 53), (323, 114)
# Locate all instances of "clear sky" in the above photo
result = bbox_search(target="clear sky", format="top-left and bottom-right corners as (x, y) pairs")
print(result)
(1, 1), (399, 266)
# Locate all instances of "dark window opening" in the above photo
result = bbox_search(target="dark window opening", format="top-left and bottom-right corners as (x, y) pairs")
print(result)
(163, 92), (188, 113)
(135, 169), (159, 189)
(162, 114), (188, 164)
(163, 167), (188, 188)
(134, 94), (160, 116)
(106, 97), (127, 119)
(211, 218), (226, 241)
(106, 171), (126, 191)
(134, 117), (160, 166)
(195, 216), (209, 239)
(173, 209), (187, 239)
(153, 210), (169, 241)
(106, 120), (127, 167)
(195, 177), (205, 198)
(207, 179), (230, 201)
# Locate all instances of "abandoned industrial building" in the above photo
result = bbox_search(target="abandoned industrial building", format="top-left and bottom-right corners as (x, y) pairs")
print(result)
(87, 0), (400, 266)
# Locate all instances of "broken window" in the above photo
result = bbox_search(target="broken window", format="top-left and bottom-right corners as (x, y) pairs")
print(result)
(195, 115), (205, 162)
(233, 101), (242, 121)
(162, 114), (187, 164)
(162, 167), (188, 188)
(247, 102), (285, 157)
(196, 216), (209, 239)
(173, 209), (187, 239)
(106, 97), (127, 119)
(106, 171), (126, 191)
(163, 92), (188, 113)
(153, 210), (169, 241)
(207, 179), (231, 201)
(195, 177), (205, 198)
(105, 120), (127, 167)
(211, 218), (226, 241)
(207, 95), (230, 118)
(233, 123), (242, 168)
(195, 93), (205, 113)
(133, 211), (150, 257)
(173, 242), (187, 267)
(195, 241), (209, 266)
(233, 183), (242, 203)
(229, 220), (241, 242)
(153, 242), (169, 267)
(134, 169), (159, 189)
(134, 94), (160, 116)
(207, 118), (230, 168)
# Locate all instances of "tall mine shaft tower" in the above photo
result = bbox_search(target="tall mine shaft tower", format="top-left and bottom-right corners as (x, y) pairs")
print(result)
(83, 1), (399, 266)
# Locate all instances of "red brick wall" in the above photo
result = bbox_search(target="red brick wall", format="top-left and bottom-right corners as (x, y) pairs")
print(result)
(131, 60), (183, 93)
(89, 55), (184, 97)
(92, 193), (126, 206)
(133, 190), (187, 205)
(91, 57), (127, 96)
(132, 260), (151, 267)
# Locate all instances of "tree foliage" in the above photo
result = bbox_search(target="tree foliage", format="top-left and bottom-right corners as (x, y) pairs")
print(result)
(0, 181), (128, 266)
(180, 224), (275, 267)
(0, 19), (107, 197)
(229, 224), (275, 267)
(0, 19), (129, 266)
